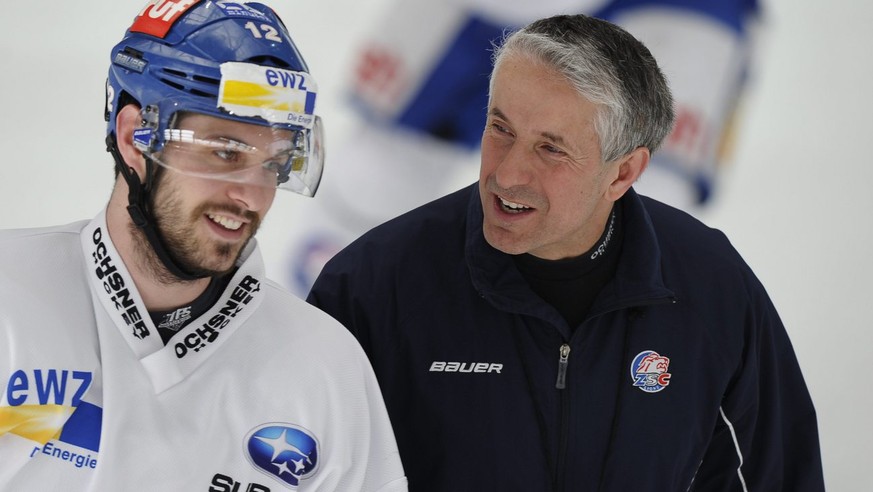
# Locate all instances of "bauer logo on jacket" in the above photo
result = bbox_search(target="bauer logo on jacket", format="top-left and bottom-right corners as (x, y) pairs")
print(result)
(630, 350), (672, 393)
(244, 423), (320, 488)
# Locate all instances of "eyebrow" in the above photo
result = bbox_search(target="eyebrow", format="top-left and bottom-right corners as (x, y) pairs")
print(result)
(489, 106), (568, 146)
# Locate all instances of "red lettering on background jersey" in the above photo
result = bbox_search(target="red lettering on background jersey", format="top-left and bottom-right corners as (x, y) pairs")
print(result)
(129, 0), (201, 38)
(664, 105), (708, 162)
(356, 45), (400, 93)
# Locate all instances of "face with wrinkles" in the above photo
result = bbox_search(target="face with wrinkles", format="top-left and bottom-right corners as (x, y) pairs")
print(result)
(479, 54), (621, 260)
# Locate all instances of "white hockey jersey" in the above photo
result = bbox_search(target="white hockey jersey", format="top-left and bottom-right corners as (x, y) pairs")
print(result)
(0, 211), (407, 491)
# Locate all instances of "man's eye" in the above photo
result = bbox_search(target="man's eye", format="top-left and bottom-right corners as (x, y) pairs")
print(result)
(542, 144), (565, 155)
(215, 150), (241, 162)
(263, 160), (283, 173)
(492, 122), (511, 135)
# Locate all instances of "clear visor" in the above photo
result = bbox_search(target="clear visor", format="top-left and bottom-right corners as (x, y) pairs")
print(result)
(144, 112), (324, 196)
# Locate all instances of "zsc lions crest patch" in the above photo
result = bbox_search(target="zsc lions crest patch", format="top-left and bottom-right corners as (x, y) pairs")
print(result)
(630, 350), (672, 393)
(245, 423), (319, 487)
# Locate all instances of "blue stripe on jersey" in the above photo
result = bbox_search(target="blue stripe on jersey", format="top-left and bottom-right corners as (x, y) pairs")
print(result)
(58, 401), (102, 452)
(593, 0), (759, 33)
(394, 15), (506, 149)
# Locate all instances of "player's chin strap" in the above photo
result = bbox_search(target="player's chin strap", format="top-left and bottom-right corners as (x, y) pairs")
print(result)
(106, 134), (207, 282)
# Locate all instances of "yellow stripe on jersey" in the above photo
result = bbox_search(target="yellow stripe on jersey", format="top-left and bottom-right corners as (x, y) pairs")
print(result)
(0, 405), (73, 444)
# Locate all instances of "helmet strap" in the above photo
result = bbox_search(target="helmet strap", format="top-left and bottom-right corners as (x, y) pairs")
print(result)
(106, 134), (207, 282)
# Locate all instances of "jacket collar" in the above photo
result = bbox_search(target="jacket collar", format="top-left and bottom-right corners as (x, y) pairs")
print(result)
(465, 185), (676, 323)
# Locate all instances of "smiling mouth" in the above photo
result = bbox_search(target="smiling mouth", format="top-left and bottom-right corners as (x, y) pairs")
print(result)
(498, 196), (533, 214)
(207, 213), (243, 231)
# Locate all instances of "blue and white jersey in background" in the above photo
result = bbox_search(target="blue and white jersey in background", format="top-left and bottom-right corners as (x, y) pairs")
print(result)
(284, 0), (761, 296)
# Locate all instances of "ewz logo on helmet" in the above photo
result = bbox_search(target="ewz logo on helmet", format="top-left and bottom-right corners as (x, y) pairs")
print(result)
(265, 69), (310, 91)
(219, 62), (319, 128)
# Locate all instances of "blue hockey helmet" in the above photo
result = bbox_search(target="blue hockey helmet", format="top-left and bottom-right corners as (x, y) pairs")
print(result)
(106, 0), (323, 196)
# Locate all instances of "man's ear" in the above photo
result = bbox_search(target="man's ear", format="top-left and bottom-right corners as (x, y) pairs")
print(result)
(606, 146), (650, 202)
(115, 104), (146, 180)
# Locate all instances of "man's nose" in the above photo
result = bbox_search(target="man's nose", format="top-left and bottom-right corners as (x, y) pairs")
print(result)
(226, 177), (275, 213)
(493, 142), (533, 189)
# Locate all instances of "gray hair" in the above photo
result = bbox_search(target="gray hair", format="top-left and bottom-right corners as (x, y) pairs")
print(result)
(490, 15), (675, 163)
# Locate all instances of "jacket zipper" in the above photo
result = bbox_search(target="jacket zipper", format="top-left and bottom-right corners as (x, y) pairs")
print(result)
(555, 343), (571, 389)
(555, 343), (571, 491)
(516, 299), (677, 491)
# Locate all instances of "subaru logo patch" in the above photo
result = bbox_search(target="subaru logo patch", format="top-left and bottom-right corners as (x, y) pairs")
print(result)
(245, 423), (319, 487)
(630, 350), (672, 393)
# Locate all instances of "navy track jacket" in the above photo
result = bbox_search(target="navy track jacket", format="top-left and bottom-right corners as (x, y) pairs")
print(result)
(308, 184), (824, 491)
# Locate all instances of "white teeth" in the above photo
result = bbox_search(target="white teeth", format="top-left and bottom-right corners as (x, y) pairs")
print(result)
(207, 213), (243, 231)
(499, 197), (531, 211)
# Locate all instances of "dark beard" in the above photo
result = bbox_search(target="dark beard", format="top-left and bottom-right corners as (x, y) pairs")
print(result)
(130, 168), (260, 284)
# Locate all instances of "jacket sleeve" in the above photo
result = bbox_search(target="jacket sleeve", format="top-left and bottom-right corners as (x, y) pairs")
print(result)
(307, 255), (378, 356)
(690, 276), (824, 491)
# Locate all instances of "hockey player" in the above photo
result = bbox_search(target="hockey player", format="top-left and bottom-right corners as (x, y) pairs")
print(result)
(285, 0), (761, 296)
(309, 14), (824, 491)
(0, 1), (406, 490)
